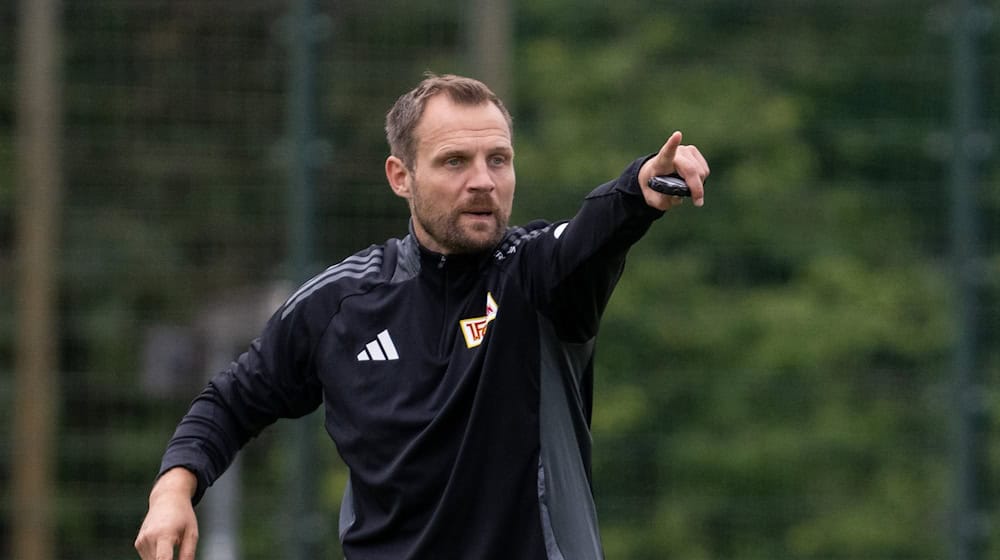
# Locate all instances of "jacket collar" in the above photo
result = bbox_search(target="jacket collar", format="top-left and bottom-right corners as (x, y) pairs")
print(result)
(403, 219), (499, 273)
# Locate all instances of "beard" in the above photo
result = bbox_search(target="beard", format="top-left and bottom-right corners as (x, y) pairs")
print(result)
(410, 186), (510, 255)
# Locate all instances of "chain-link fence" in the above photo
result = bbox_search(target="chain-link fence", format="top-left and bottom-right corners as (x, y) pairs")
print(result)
(2, 1), (997, 559)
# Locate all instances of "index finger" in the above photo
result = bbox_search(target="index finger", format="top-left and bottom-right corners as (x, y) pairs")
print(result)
(657, 131), (683, 168)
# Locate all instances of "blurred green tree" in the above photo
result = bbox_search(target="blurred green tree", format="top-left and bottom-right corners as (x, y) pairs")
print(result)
(510, 1), (992, 558)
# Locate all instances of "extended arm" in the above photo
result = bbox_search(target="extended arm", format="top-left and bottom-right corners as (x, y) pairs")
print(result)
(516, 131), (710, 339)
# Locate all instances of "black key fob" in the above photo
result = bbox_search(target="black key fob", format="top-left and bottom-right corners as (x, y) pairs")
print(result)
(647, 174), (691, 197)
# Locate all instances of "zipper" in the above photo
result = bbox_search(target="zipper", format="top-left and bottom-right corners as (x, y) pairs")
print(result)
(438, 254), (449, 355)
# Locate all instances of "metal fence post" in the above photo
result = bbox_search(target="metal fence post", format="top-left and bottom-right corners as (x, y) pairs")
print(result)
(12, 0), (61, 558)
(948, 0), (991, 558)
(282, 0), (330, 557)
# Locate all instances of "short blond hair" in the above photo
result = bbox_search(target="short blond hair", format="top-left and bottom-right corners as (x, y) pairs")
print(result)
(385, 73), (513, 169)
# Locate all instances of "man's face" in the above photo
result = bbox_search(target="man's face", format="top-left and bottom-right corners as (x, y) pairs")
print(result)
(392, 95), (515, 255)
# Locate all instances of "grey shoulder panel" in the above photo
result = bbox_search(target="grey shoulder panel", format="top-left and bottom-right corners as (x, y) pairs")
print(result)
(279, 246), (385, 320)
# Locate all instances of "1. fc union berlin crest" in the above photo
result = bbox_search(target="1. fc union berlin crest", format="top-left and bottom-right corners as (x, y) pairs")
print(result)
(459, 292), (498, 348)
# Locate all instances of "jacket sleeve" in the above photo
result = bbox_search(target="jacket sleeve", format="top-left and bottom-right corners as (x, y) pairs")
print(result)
(513, 155), (664, 341)
(157, 293), (326, 504)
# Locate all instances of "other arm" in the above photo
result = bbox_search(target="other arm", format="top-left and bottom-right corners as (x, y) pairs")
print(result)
(134, 467), (199, 560)
(134, 288), (328, 558)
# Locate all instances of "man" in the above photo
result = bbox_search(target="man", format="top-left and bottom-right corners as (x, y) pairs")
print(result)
(135, 73), (709, 560)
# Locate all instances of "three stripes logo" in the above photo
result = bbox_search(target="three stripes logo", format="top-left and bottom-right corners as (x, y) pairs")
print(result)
(356, 329), (399, 362)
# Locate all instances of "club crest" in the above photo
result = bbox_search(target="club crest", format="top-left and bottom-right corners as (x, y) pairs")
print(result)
(459, 292), (498, 348)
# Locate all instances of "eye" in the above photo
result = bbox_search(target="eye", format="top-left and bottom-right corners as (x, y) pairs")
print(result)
(489, 154), (508, 166)
(444, 157), (463, 168)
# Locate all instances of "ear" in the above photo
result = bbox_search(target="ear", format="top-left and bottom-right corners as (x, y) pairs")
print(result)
(385, 156), (412, 199)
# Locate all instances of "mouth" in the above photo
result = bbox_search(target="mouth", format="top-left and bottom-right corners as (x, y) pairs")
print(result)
(460, 208), (496, 219)
(457, 210), (498, 233)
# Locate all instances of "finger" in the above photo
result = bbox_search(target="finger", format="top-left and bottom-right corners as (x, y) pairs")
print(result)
(688, 178), (705, 208)
(695, 149), (710, 176)
(687, 174), (706, 207)
(657, 131), (683, 167)
(676, 145), (708, 173)
(672, 146), (708, 207)
(155, 536), (178, 560)
(689, 147), (710, 179)
(135, 530), (154, 559)
(178, 530), (198, 560)
(671, 163), (704, 206)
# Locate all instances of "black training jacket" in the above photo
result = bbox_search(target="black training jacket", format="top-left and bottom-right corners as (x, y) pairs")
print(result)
(159, 156), (663, 559)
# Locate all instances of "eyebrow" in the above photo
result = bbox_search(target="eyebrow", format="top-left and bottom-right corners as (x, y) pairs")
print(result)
(434, 144), (513, 160)
(436, 148), (469, 158)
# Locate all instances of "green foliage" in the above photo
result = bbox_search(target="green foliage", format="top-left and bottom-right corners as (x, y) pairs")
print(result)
(1, 0), (995, 558)
(512, 0), (992, 558)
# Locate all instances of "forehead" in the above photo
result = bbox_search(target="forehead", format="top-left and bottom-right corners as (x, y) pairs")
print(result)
(414, 95), (512, 154)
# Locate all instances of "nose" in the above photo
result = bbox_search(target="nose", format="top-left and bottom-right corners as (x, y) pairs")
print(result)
(467, 157), (496, 192)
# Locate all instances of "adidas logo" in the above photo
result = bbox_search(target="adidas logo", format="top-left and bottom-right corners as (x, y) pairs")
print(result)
(357, 329), (399, 361)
